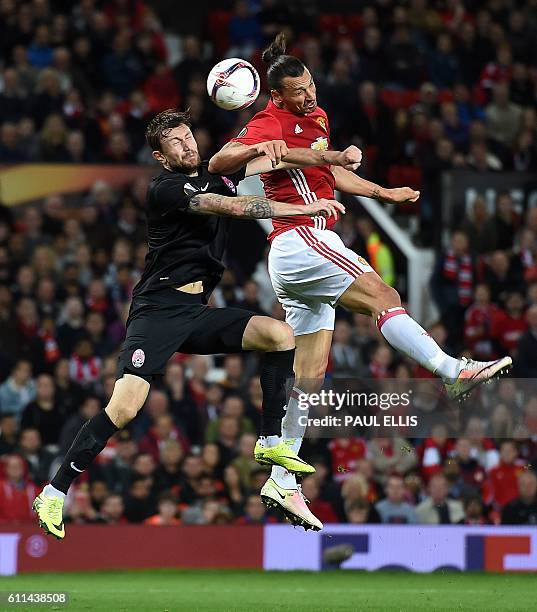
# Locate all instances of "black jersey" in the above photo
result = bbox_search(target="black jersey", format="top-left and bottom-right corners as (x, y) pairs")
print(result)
(133, 162), (246, 300)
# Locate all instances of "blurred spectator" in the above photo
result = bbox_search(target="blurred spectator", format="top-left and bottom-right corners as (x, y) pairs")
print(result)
(431, 231), (475, 347)
(502, 471), (537, 525)
(124, 475), (156, 523)
(415, 473), (465, 524)
(231, 433), (258, 490)
(139, 413), (190, 462)
(97, 493), (127, 525)
(20, 373), (65, 448)
(516, 305), (537, 377)
(235, 493), (276, 525)
(464, 284), (501, 360)
(330, 320), (366, 378)
(0, 454), (38, 521)
(0, 414), (18, 455)
(486, 82), (522, 148)
(491, 292), (527, 356)
(463, 496), (490, 525)
(0, 360), (35, 421)
(485, 440), (524, 510)
(369, 437), (417, 486)
(375, 474), (417, 524)
(328, 437), (367, 482)
(460, 195), (497, 255)
(144, 492), (181, 525)
(68, 338), (102, 388)
(345, 498), (380, 524)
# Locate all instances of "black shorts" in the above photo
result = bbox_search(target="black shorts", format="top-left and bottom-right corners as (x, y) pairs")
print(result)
(117, 288), (256, 382)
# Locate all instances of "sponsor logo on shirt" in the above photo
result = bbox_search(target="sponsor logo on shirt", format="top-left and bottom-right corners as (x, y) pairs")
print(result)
(294, 124), (303, 134)
(184, 182), (209, 195)
(236, 127), (248, 138)
(221, 176), (237, 193)
(310, 136), (329, 151)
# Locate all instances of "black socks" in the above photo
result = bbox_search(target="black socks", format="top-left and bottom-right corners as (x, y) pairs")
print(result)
(51, 411), (119, 494)
(260, 348), (295, 436)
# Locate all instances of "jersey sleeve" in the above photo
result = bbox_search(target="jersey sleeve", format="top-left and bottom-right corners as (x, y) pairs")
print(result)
(230, 111), (283, 145)
(151, 175), (193, 216)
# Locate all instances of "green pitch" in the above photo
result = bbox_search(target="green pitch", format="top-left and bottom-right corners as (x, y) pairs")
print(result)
(2, 569), (535, 611)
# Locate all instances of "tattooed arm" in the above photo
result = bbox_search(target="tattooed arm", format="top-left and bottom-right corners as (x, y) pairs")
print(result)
(331, 166), (420, 204)
(188, 193), (345, 219)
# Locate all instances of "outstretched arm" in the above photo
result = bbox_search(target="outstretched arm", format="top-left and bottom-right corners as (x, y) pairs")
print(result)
(208, 141), (362, 177)
(188, 192), (345, 219)
(332, 166), (420, 204)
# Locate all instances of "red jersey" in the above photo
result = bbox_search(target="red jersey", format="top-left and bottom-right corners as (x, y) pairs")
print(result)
(491, 310), (528, 353)
(464, 303), (501, 359)
(328, 437), (368, 481)
(232, 100), (337, 241)
(484, 462), (524, 509)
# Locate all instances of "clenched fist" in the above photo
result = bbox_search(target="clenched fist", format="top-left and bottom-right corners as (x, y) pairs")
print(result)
(335, 145), (362, 171)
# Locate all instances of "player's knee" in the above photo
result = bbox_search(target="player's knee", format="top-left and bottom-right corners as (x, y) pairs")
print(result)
(262, 319), (295, 352)
(273, 321), (295, 351)
(106, 375), (149, 427)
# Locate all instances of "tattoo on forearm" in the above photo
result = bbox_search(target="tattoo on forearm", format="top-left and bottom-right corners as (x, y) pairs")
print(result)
(188, 193), (275, 218)
(372, 187), (382, 201)
(243, 197), (274, 218)
(188, 193), (225, 214)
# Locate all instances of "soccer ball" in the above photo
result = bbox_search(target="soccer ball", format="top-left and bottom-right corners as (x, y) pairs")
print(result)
(207, 58), (260, 111)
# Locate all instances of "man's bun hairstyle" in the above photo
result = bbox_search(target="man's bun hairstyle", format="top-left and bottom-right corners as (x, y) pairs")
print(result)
(262, 32), (305, 91)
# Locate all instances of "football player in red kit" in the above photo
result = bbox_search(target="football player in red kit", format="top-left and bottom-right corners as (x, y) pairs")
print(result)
(209, 34), (512, 531)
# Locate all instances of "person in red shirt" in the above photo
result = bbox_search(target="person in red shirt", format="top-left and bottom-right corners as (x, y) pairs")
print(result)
(209, 32), (511, 526)
(328, 438), (368, 482)
(484, 440), (524, 510)
(416, 424), (454, 483)
(0, 455), (38, 522)
(464, 284), (501, 359)
(491, 292), (528, 355)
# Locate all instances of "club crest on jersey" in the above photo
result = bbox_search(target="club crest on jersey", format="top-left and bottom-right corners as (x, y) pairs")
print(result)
(221, 176), (237, 193)
(132, 348), (145, 368)
(311, 136), (329, 151)
(316, 116), (327, 132)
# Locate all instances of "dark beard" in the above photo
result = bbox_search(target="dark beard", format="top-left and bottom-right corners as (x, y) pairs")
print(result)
(169, 153), (202, 173)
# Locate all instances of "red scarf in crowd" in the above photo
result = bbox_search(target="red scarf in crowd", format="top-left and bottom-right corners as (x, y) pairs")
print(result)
(70, 354), (101, 384)
(38, 329), (61, 364)
(443, 249), (473, 306)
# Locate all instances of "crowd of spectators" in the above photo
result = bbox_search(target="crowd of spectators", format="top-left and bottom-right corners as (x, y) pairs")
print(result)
(1, 0), (537, 528)
(0, 176), (537, 528)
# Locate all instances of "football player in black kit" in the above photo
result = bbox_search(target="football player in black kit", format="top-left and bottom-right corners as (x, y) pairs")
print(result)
(33, 109), (362, 538)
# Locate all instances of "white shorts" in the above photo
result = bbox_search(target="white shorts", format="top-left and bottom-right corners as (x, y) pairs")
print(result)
(268, 226), (374, 336)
